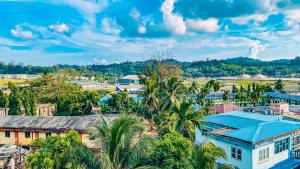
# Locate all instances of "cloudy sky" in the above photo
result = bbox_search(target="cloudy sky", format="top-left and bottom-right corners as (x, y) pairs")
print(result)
(0, 0), (300, 65)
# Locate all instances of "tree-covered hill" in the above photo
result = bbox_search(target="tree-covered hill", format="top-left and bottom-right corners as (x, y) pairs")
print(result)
(1, 56), (300, 78)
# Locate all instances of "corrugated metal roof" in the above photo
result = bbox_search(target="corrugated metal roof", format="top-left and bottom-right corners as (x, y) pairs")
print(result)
(204, 111), (300, 143)
(0, 116), (103, 132)
(265, 92), (300, 101)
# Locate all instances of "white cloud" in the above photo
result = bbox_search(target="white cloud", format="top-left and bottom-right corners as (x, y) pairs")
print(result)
(49, 23), (69, 33)
(161, 0), (186, 35)
(186, 18), (219, 32)
(285, 9), (300, 22)
(129, 7), (140, 20)
(94, 58), (108, 65)
(231, 14), (269, 25)
(11, 25), (34, 39)
(138, 25), (147, 34)
(247, 40), (267, 58)
(101, 17), (121, 35)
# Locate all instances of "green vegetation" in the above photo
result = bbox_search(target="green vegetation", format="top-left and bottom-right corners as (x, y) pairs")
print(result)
(1, 57), (300, 79)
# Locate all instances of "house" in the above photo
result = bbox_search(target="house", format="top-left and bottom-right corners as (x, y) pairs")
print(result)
(210, 103), (242, 114)
(196, 111), (300, 169)
(118, 75), (140, 85)
(265, 92), (300, 105)
(0, 108), (8, 116)
(36, 104), (56, 116)
(0, 116), (106, 148)
(271, 102), (289, 115)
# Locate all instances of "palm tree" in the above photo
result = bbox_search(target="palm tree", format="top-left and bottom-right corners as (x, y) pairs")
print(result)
(197, 87), (209, 106)
(160, 77), (184, 111)
(274, 79), (284, 92)
(192, 141), (227, 169)
(89, 115), (153, 169)
(171, 99), (203, 140)
(222, 90), (230, 103)
(141, 77), (159, 118)
(206, 79), (220, 92)
(188, 81), (199, 95)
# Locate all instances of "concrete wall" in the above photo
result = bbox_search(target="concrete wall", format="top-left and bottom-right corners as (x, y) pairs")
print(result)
(0, 130), (94, 148)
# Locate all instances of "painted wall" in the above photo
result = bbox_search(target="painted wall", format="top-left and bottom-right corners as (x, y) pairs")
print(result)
(0, 130), (94, 148)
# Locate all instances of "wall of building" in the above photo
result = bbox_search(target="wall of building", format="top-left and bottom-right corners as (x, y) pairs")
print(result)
(252, 142), (289, 169)
(0, 130), (94, 148)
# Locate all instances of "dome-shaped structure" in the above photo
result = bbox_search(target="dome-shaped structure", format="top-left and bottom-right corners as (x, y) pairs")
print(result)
(252, 74), (268, 80)
(241, 74), (251, 79)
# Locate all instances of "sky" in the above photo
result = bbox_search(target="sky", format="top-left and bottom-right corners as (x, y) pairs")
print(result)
(0, 0), (300, 65)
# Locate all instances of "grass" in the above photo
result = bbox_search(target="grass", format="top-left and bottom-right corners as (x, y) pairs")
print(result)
(0, 79), (26, 86)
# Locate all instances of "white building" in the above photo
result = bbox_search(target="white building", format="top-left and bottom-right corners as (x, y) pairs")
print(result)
(196, 111), (300, 169)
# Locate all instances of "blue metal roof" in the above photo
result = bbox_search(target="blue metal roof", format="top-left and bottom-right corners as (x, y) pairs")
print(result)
(270, 158), (300, 169)
(264, 92), (300, 101)
(204, 111), (300, 143)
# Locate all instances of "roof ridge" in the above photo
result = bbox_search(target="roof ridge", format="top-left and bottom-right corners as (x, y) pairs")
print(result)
(252, 121), (274, 142)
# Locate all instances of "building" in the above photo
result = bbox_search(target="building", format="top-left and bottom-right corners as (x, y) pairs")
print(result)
(265, 92), (300, 105)
(36, 104), (56, 116)
(196, 111), (300, 169)
(271, 102), (289, 115)
(0, 108), (8, 116)
(0, 116), (108, 148)
(0, 104), (56, 116)
(210, 103), (241, 114)
(118, 75), (140, 85)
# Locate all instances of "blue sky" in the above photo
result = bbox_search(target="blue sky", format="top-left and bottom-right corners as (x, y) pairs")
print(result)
(0, 0), (300, 65)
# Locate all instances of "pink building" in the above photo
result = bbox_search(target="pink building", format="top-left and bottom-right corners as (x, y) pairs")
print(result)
(210, 103), (242, 114)
(271, 102), (289, 115)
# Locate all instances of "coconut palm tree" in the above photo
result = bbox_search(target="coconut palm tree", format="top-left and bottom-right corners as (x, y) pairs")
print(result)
(206, 79), (220, 92)
(141, 77), (159, 118)
(222, 90), (230, 103)
(188, 81), (199, 95)
(89, 115), (153, 169)
(171, 99), (203, 140)
(274, 79), (284, 92)
(192, 141), (227, 169)
(160, 77), (185, 111)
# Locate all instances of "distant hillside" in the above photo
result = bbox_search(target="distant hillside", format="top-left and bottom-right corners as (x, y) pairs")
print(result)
(1, 57), (300, 78)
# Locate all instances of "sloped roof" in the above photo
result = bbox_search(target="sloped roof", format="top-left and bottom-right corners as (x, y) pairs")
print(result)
(264, 92), (300, 102)
(205, 111), (300, 144)
(224, 121), (300, 143)
(119, 75), (139, 80)
(0, 116), (101, 132)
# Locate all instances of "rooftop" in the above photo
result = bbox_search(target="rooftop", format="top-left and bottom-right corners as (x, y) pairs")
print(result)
(204, 111), (300, 144)
(265, 92), (300, 102)
(0, 115), (117, 132)
(119, 75), (139, 80)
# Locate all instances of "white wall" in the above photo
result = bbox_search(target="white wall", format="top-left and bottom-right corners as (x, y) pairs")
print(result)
(252, 143), (289, 169)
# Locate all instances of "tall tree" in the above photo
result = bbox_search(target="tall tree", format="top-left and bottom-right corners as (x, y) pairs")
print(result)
(222, 90), (230, 103)
(274, 79), (284, 92)
(8, 83), (22, 115)
(21, 88), (31, 115)
(0, 90), (8, 108)
(160, 77), (184, 111)
(89, 115), (153, 169)
(171, 99), (203, 140)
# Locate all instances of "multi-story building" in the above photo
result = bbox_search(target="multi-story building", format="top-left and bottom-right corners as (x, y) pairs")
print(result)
(36, 104), (56, 116)
(196, 111), (300, 169)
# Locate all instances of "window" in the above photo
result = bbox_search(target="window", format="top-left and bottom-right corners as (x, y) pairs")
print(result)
(25, 132), (31, 138)
(46, 132), (51, 138)
(201, 129), (209, 136)
(231, 147), (242, 160)
(259, 147), (269, 162)
(293, 136), (300, 146)
(5, 131), (10, 138)
(275, 138), (289, 154)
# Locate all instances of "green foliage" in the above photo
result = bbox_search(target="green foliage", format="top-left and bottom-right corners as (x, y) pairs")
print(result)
(150, 133), (193, 169)
(89, 115), (153, 169)
(274, 79), (285, 93)
(192, 141), (227, 169)
(26, 130), (100, 169)
(8, 82), (22, 115)
(0, 90), (8, 108)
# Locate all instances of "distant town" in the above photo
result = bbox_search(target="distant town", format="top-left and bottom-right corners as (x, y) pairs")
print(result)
(0, 59), (299, 169)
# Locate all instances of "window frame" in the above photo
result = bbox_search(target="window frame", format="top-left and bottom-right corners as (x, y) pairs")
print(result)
(231, 146), (242, 161)
(259, 147), (269, 162)
(5, 131), (10, 138)
(25, 132), (31, 138)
